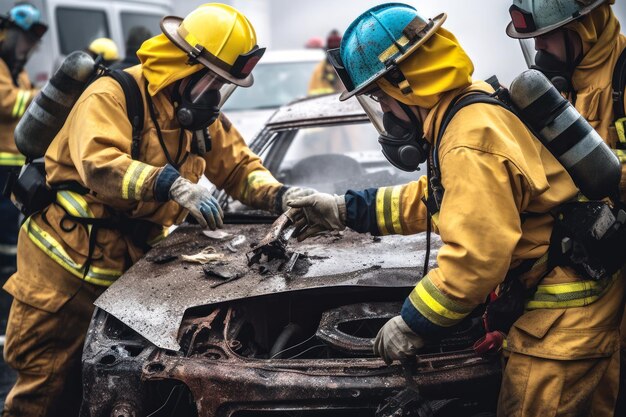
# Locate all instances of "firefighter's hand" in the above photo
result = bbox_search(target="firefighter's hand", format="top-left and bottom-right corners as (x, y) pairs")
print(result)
(281, 186), (316, 212)
(288, 192), (346, 241)
(374, 316), (424, 365)
(169, 177), (224, 230)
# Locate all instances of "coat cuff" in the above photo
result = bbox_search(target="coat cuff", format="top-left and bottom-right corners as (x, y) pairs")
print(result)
(154, 164), (180, 202)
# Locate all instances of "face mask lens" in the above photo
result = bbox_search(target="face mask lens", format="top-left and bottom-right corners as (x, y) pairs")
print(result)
(356, 94), (386, 135)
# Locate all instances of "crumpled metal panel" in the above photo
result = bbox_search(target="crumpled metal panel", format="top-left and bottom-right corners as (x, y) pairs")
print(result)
(95, 224), (440, 351)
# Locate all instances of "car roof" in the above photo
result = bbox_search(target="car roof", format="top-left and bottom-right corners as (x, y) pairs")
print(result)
(259, 48), (326, 64)
(264, 93), (368, 129)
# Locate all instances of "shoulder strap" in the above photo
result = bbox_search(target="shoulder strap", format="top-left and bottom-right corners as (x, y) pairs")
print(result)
(425, 91), (513, 216)
(107, 69), (145, 160)
(433, 91), (511, 170)
(612, 48), (626, 120)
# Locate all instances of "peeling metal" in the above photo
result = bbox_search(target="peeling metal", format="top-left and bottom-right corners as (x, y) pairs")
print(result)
(95, 224), (440, 351)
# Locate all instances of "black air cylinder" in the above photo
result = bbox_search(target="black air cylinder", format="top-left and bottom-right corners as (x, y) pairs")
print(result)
(15, 51), (97, 159)
(509, 69), (621, 200)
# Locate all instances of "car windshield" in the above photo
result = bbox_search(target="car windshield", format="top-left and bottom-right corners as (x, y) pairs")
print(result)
(272, 123), (419, 194)
(223, 121), (421, 214)
(222, 61), (319, 111)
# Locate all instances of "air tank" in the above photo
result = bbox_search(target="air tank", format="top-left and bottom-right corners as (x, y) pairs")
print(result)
(509, 69), (621, 200)
(15, 51), (97, 159)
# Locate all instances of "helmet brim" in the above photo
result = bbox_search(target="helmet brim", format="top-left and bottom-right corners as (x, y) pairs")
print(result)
(160, 16), (254, 87)
(506, 0), (607, 39)
(339, 13), (447, 101)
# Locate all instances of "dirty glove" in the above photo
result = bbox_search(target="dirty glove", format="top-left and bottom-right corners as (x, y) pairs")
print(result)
(374, 316), (424, 365)
(281, 186), (316, 212)
(288, 193), (346, 241)
(169, 176), (224, 230)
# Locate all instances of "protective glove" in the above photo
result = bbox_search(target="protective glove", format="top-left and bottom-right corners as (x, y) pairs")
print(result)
(374, 316), (424, 365)
(288, 192), (346, 241)
(281, 186), (316, 212)
(169, 176), (224, 230)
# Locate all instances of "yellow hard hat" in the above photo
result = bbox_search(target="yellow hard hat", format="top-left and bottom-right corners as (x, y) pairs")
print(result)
(88, 37), (119, 61)
(160, 3), (265, 87)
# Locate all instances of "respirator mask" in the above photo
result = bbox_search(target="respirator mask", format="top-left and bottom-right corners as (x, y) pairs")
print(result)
(174, 69), (237, 155)
(357, 91), (429, 172)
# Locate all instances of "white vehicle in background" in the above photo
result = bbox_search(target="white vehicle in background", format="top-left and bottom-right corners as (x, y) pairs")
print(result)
(222, 48), (326, 141)
(0, 0), (173, 86)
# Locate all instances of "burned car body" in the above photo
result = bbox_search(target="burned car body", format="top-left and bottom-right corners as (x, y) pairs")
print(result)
(81, 94), (501, 417)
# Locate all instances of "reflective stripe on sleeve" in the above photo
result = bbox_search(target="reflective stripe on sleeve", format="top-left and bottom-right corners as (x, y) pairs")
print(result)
(23, 218), (122, 286)
(375, 185), (404, 235)
(11, 89), (31, 118)
(407, 274), (475, 327)
(122, 161), (153, 200)
(0, 152), (26, 166)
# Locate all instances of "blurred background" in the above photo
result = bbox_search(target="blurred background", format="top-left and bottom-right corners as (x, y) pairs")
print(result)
(175, 0), (626, 86)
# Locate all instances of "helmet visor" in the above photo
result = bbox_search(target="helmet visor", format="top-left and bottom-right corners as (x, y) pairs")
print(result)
(186, 71), (238, 110)
(357, 88), (415, 136)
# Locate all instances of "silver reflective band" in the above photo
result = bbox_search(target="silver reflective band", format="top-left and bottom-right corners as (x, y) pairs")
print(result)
(42, 82), (74, 106)
(0, 243), (18, 255)
(28, 101), (56, 125)
(539, 106), (579, 142)
(559, 131), (603, 167)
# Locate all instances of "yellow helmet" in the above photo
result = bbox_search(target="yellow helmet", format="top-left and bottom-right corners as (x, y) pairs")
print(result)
(88, 37), (119, 61)
(161, 3), (265, 87)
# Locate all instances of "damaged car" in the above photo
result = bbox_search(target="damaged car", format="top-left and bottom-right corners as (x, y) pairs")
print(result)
(81, 94), (501, 417)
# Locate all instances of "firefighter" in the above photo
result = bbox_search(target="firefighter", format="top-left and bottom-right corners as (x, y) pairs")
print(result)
(289, 3), (624, 416)
(2, 4), (312, 416)
(506, 0), (626, 413)
(307, 29), (343, 96)
(86, 37), (120, 67)
(0, 3), (45, 318)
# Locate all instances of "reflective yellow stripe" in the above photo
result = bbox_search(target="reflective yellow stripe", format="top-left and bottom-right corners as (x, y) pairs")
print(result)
(24, 218), (122, 286)
(56, 191), (92, 218)
(378, 35), (410, 63)
(122, 161), (152, 200)
(408, 275), (474, 327)
(375, 185), (403, 235)
(0, 152), (26, 166)
(241, 170), (278, 201)
(616, 117), (626, 143)
(526, 273), (618, 310)
(11, 90), (30, 118)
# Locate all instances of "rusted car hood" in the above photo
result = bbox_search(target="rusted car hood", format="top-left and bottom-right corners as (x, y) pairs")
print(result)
(95, 224), (439, 351)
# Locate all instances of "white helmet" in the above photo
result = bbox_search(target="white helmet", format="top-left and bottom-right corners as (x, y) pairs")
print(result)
(506, 0), (609, 39)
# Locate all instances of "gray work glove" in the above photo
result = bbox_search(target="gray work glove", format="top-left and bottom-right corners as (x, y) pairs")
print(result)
(288, 193), (346, 241)
(281, 186), (316, 212)
(169, 177), (224, 230)
(374, 316), (424, 365)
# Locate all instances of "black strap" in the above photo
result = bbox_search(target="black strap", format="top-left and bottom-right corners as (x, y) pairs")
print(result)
(612, 47), (626, 121)
(107, 69), (145, 160)
(427, 91), (512, 214)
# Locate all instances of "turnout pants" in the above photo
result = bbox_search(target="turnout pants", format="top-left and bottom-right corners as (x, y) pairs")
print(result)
(2, 227), (105, 417)
(498, 273), (625, 417)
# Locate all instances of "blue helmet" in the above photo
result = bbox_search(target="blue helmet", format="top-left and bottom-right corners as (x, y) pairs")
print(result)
(327, 3), (446, 101)
(4, 3), (47, 38)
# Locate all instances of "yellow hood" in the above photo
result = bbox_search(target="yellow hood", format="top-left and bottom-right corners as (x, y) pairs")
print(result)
(565, 3), (620, 70)
(137, 33), (204, 96)
(376, 27), (474, 109)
